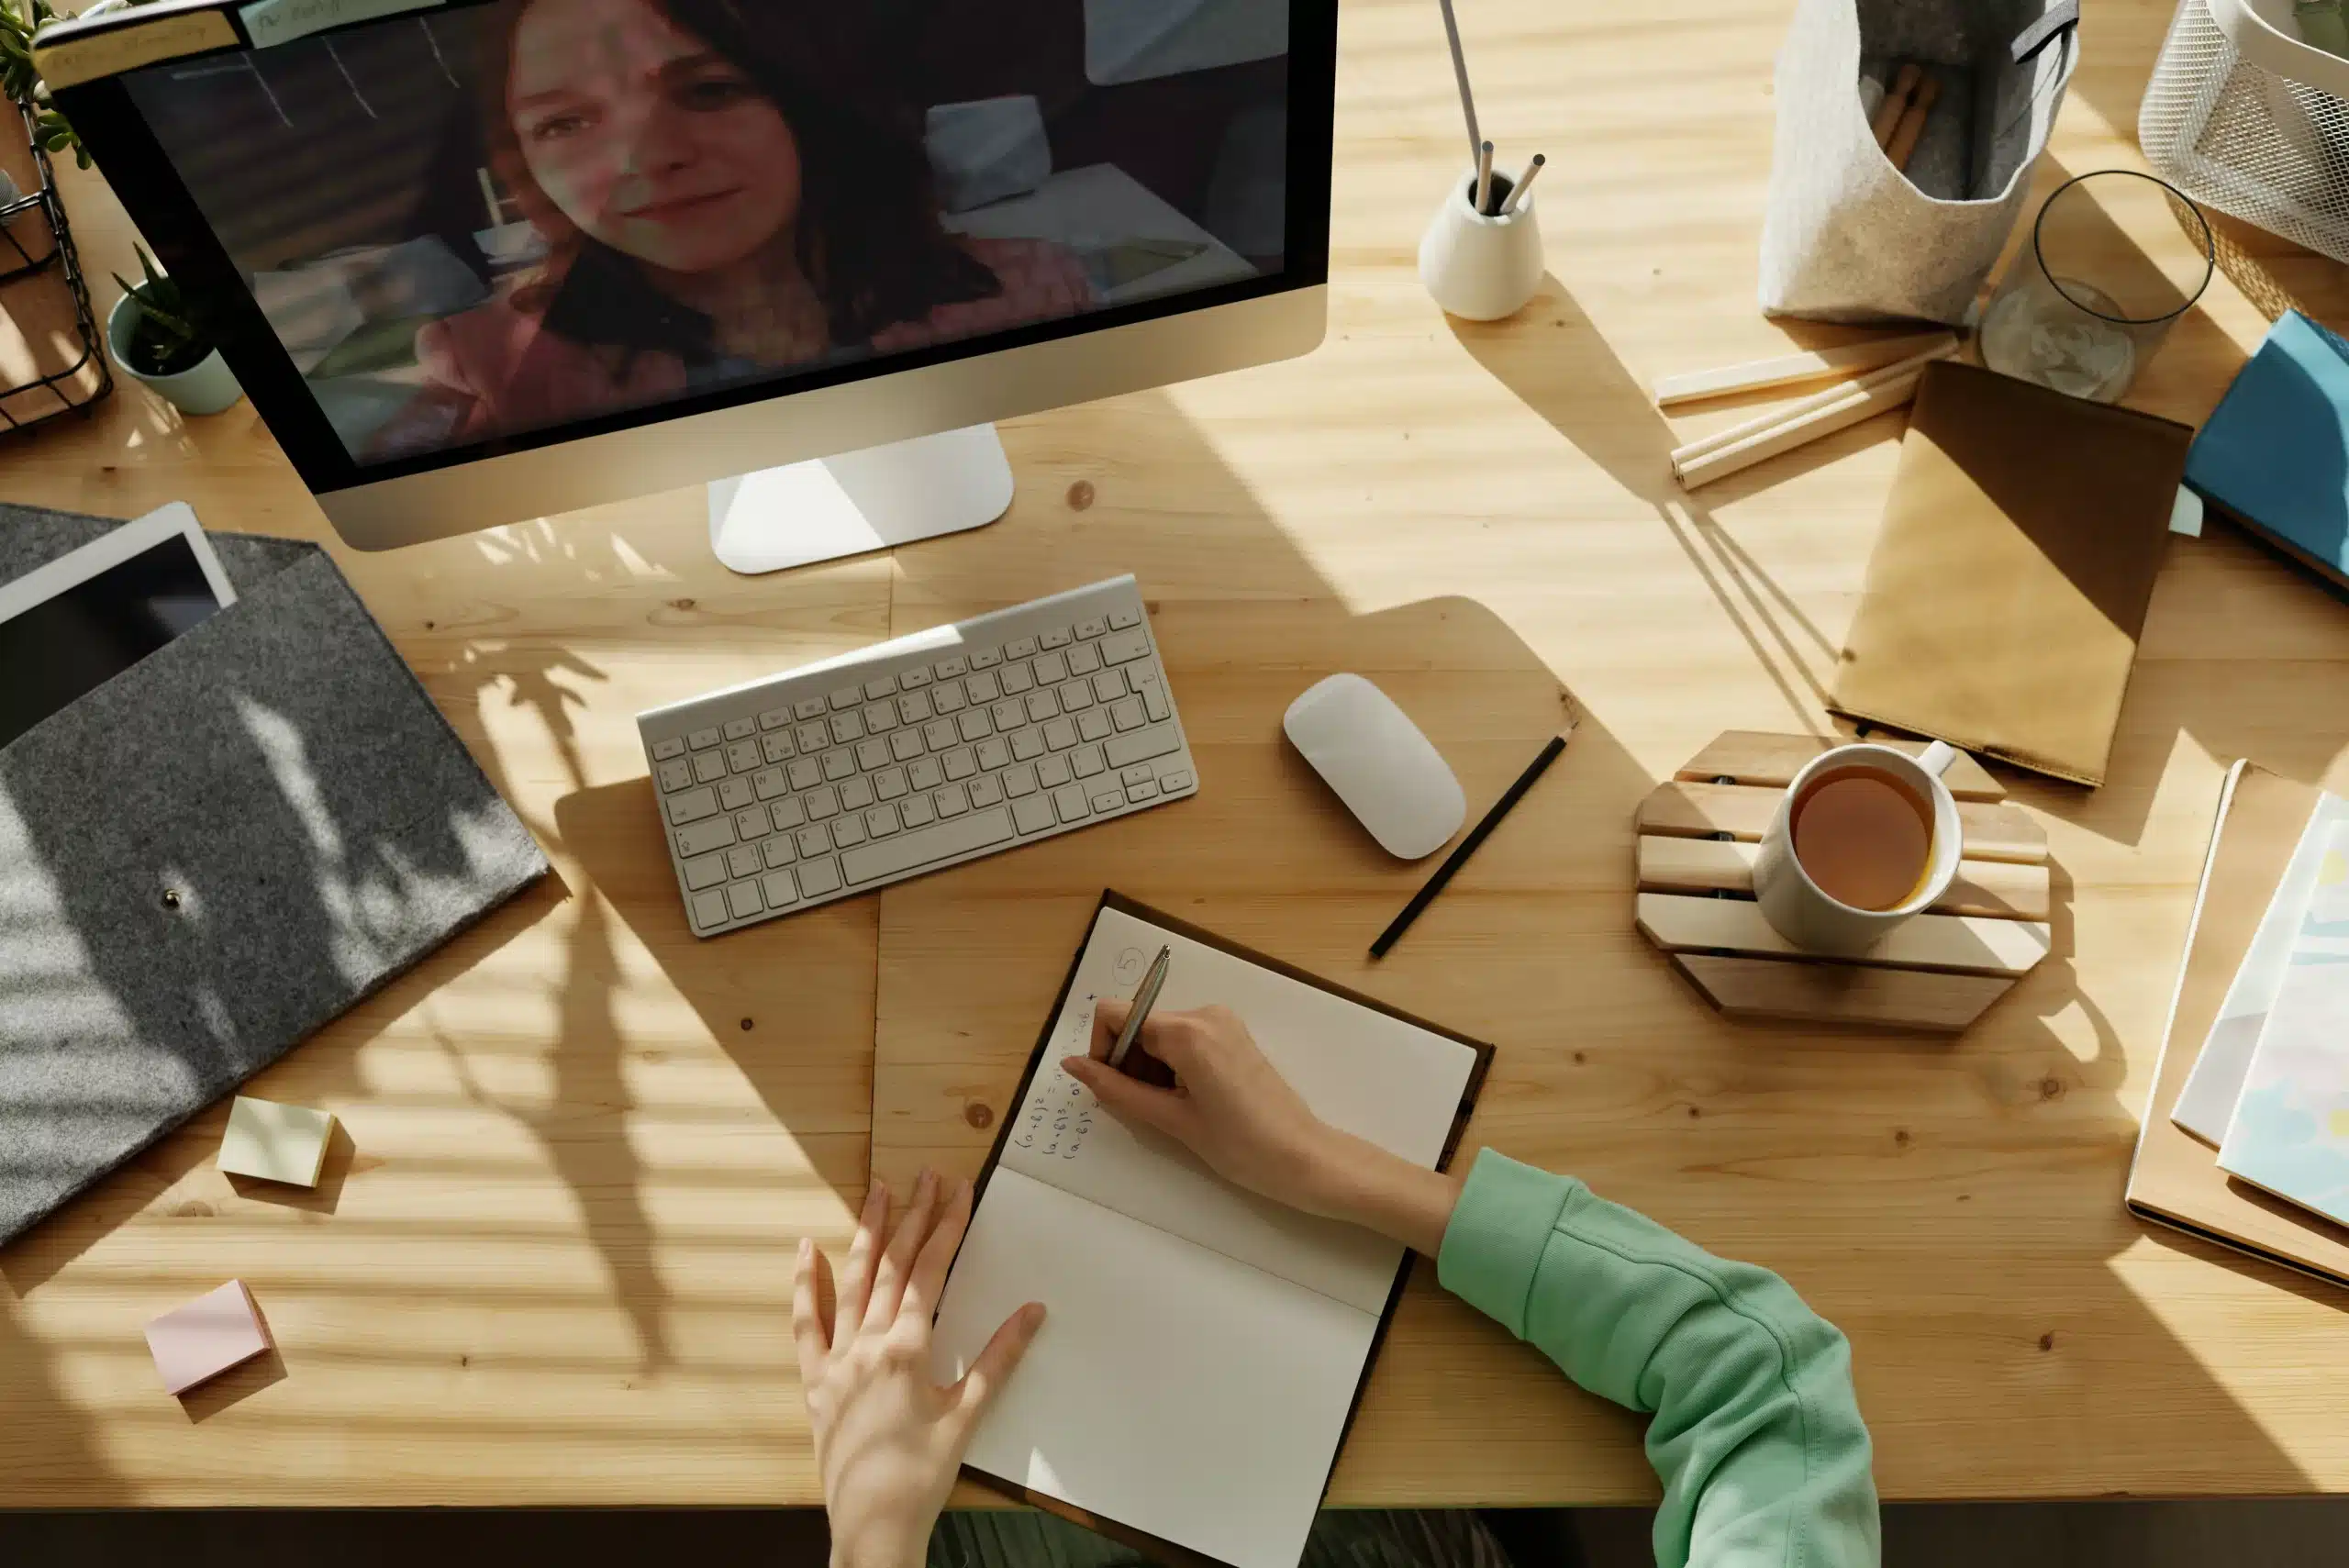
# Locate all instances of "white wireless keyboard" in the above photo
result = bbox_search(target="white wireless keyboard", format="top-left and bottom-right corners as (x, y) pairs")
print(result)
(638, 575), (1197, 937)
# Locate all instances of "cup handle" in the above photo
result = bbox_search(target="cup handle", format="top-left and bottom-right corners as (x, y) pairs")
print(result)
(1917, 740), (1958, 778)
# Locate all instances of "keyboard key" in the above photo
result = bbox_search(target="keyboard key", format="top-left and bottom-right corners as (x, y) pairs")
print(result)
(891, 729), (924, 763)
(934, 655), (969, 680)
(1042, 717), (1077, 751)
(1160, 768), (1195, 793)
(864, 675), (897, 701)
(1107, 605), (1142, 630)
(1127, 779), (1160, 802)
(966, 672), (1001, 704)
(797, 859), (844, 897)
(829, 711), (864, 744)
(857, 739), (890, 772)
(727, 843), (763, 879)
(761, 871), (799, 909)
(976, 737), (1011, 770)
(1144, 685), (1171, 722)
(759, 706), (792, 731)
(957, 709), (992, 743)
(771, 797), (807, 831)
(991, 698), (1026, 732)
(1038, 755), (1073, 789)
(717, 777), (754, 811)
(898, 666), (933, 690)
(692, 889), (730, 929)
(728, 740), (761, 773)
(1092, 670), (1127, 703)
(829, 685), (862, 711)
(725, 717), (755, 741)
(1033, 651), (1068, 684)
(866, 805), (901, 838)
(874, 767), (909, 800)
(788, 759), (823, 791)
(930, 683), (967, 715)
(1090, 786), (1127, 814)
(763, 834), (797, 868)
(1012, 794), (1056, 834)
(1004, 763), (1039, 797)
(1009, 728), (1045, 762)
(935, 783), (970, 817)
(863, 702), (898, 735)
(1040, 627), (1074, 651)
(762, 732), (794, 764)
(1058, 681), (1094, 712)
(969, 774), (1006, 808)
(734, 807), (771, 840)
(688, 726), (722, 751)
(831, 816), (867, 849)
(841, 806), (1013, 884)
(1025, 691), (1060, 723)
(657, 760), (694, 793)
(1065, 643), (1103, 677)
(909, 756), (944, 791)
(1108, 697), (1145, 731)
(694, 751), (727, 784)
(897, 691), (933, 725)
(1053, 784), (1091, 824)
(797, 827), (831, 857)
(1101, 628), (1150, 664)
(900, 793), (937, 828)
(651, 736), (687, 762)
(1106, 726), (1181, 769)
(1076, 708), (1113, 742)
(840, 777), (875, 812)
(796, 724), (830, 754)
(942, 747), (977, 781)
(1073, 746), (1106, 778)
(999, 664), (1035, 695)
(822, 750), (855, 782)
(675, 817), (735, 856)
(1128, 663), (1161, 690)
(1122, 764), (1157, 788)
(728, 879), (764, 919)
(925, 718), (959, 751)
(683, 851), (728, 890)
(805, 786), (841, 820)
(1006, 636), (1039, 660)
(1075, 617), (1108, 639)
(795, 697), (828, 721)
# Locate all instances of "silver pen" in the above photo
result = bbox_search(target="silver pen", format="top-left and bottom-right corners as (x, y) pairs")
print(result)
(1107, 946), (1172, 1071)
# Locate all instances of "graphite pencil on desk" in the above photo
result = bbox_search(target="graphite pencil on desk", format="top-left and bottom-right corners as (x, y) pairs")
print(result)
(1370, 717), (1578, 958)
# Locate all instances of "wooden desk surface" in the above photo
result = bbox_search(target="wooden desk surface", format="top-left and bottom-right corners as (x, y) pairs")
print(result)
(6, 0), (2349, 1510)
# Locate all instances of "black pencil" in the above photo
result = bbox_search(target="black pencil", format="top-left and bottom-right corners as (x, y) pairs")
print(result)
(1369, 718), (1577, 959)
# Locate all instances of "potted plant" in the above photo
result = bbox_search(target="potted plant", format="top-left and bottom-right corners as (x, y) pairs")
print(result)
(107, 241), (240, 415)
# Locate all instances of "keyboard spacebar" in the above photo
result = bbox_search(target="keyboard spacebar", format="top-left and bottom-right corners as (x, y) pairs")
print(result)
(840, 806), (1016, 884)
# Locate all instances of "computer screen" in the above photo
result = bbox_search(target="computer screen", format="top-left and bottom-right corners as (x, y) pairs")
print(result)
(109, 0), (1297, 473)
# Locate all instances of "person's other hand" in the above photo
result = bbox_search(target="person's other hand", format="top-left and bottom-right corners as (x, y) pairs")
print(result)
(796, 1172), (1044, 1568)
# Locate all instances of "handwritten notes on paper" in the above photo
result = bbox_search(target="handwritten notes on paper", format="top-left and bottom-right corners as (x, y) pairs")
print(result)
(1014, 988), (1099, 1162)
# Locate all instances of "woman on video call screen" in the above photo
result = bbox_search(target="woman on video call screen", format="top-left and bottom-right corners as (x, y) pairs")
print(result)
(124, 0), (1293, 464)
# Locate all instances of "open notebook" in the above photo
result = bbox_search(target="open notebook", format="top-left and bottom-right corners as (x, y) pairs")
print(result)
(930, 894), (1493, 1568)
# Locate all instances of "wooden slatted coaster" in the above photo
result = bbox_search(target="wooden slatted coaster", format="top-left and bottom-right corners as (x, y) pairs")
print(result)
(1634, 731), (2052, 1033)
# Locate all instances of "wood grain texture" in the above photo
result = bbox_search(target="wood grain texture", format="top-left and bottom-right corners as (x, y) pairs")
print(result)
(1668, 953), (2013, 1032)
(1636, 894), (2053, 976)
(1637, 781), (2051, 862)
(5, 0), (2349, 1514)
(1677, 729), (2007, 800)
(1636, 834), (2051, 920)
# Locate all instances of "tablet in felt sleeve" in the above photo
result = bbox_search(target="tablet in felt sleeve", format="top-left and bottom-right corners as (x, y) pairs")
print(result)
(1830, 360), (2192, 786)
(0, 505), (549, 1245)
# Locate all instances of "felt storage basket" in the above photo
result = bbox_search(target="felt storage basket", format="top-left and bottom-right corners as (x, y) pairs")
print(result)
(1759, 0), (2080, 325)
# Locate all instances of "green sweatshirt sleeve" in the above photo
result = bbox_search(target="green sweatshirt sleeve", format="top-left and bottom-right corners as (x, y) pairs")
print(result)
(1437, 1150), (1879, 1568)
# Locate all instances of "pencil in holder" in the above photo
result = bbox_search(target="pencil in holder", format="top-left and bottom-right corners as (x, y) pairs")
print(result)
(1419, 169), (1543, 322)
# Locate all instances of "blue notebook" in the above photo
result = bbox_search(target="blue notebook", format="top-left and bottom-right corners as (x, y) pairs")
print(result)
(2185, 311), (2349, 595)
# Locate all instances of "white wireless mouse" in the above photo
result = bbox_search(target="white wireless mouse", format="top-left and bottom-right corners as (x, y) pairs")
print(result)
(1283, 673), (1466, 860)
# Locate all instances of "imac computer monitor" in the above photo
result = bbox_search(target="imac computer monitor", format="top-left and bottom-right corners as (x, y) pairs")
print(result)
(42, 0), (1332, 571)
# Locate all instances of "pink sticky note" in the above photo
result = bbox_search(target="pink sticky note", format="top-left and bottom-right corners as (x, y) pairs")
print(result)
(145, 1281), (272, 1396)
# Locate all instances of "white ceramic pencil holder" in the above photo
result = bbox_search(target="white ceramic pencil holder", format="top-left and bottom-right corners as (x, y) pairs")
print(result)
(1419, 168), (1543, 321)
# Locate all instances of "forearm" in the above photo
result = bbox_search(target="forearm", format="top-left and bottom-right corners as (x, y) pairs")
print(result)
(1302, 1126), (1464, 1256)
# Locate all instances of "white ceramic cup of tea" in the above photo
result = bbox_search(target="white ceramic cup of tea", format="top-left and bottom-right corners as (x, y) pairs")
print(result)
(1753, 740), (1964, 955)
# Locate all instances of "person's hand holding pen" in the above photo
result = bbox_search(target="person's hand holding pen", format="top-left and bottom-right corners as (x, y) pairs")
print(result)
(1063, 1002), (1465, 1258)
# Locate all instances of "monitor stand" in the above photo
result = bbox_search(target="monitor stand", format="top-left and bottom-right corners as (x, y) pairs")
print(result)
(707, 423), (1014, 575)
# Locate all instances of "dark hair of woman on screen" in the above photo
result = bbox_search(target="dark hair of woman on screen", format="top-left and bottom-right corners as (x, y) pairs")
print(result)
(384, 0), (1092, 452)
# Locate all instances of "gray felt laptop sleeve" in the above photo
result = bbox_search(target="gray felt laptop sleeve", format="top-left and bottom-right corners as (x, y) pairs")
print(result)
(0, 505), (549, 1245)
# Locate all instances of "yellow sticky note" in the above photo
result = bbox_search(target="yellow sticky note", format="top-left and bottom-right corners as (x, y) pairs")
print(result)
(218, 1096), (335, 1187)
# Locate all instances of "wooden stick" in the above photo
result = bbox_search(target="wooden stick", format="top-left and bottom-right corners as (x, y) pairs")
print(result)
(1671, 366), (1926, 489)
(1871, 61), (1920, 148)
(1498, 153), (1544, 217)
(1474, 139), (1495, 215)
(1668, 339), (1958, 466)
(1887, 73), (1942, 172)
(1653, 329), (1954, 408)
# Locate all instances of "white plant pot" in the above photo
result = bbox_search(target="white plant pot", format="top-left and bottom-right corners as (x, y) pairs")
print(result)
(106, 293), (241, 416)
(1419, 169), (1544, 321)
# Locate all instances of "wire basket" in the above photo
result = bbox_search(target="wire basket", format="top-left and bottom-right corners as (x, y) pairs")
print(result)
(0, 98), (111, 432)
(2142, 0), (2349, 262)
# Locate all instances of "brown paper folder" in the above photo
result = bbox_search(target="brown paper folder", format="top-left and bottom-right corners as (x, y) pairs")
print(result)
(2126, 762), (2349, 1290)
(1831, 361), (2194, 786)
